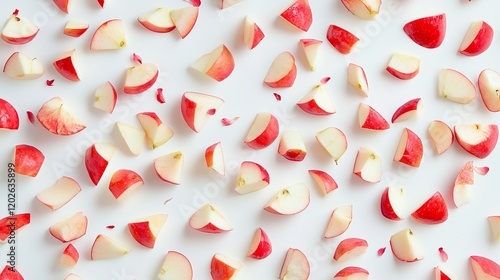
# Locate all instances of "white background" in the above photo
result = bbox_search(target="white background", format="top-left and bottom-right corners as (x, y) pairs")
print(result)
(0, 0), (499, 279)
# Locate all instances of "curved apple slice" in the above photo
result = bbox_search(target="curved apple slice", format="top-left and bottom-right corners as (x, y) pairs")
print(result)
(278, 130), (307, 161)
(358, 103), (390, 130)
(210, 253), (242, 280)
(389, 229), (424, 262)
(454, 124), (498, 159)
(300, 39), (322, 70)
(334, 266), (369, 280)
(1, 10), (39, 45)
(340, 0), (381, 20)
(244, 112), (279, 149)
(333, 238), (368, 262)
(243, 16), (265, 50)
(3, 52), (44, 80)
(170, 7), (199, 39)
(308, 169), (338, 195)
(247, 227), (272, 259)
(279, 248), (310, 280)
(438, 68), (476, 104)
(403, 14), (446, 49)
(85, 143), (115, 186)
(59, 244), (79, 268)
(0, 98), (19, 130)
(411, 191), (448, 224)
(137, 112), (174, 148)
(14, 144), (44, 177)
(205, 142), (225, 176)
(279, 0), (312, 32)
(188, 204), (232, 233)
(459, 20), (494, 56)
(264, 183), (310, 215)
(154, 151), (184, 185)
(264, 51), (297, 88)
(94, 81), (117, 114)
(392, 98), (422, 123)
(380, 186), (405, 221)
(347, 63), (369, 97)
(108, 169), (144, 201)
(138, 8), (175, 33)
(37, 97), (86, 136)
(478, 69), (500, 112)
(128, 214), (168, 248)
(158, 251), (193, 280)
(53, 0), (72, 13)
(124, 63), (159, 94)
(327, 24), (359, 54)
(297, 84), (336, 115)
(53, 49), (81, 82)
(393, 128), (423, 168)
(181, 92), (224, 132)
(386, 52), (420, 80)
(353, 147), (382, 183)
(428, 120), (454, 155)
(488, 216), (500, 242)
(0, 213), (30, 242)
(324, 205), (352, 238)
(191, 44), (234, 82)
(434, 266), (456, 280)
(90, 234), (130, 260)
(470, 255), (500, 280)
(90, 19), (127, 50)
(63, 20), (88, 37)
(36, 176), (81, 210)
(49, 212), (88, 243)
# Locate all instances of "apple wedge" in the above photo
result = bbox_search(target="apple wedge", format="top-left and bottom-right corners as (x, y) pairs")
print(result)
(264, 51), (297, 88)
(154, 151), (184, 185)
(0, 98), (19, 130)
(138, 8), (175, 33)
(280, 0), (312, 32)
(65, 274), (84, 280)
(333, 238), (368, 262)
(59, 244), (79, 268)
(243, 16), (265, 50)
(324, 205), (352, 239)
(428, 120), (454, 155)
(386, 52), (420, 80)
(90, 234), (130, 260)
(0, 265), (24, 279)
(108, 169), (144, 201)
(264, 183), (310, 215)
(315, 127), (348, 164)
(392, 98), (422, 123)
(278, 130), (307, 161)
(488, 216), (500, 242)
(14, 144), (45, 177)
(49, 212), (88, 243)
(221, 0), (243, 9)
(434, 266), (456, 280)
(0, 213), (30, 242)
(235, 161), (270, 194)
(247, 227), (272, 259)
(123, 63), (159, 94)
(63, 20), (89, 37)
(94, 81), (117, 114)
(308, 169), (338, 195)
(411, 192), (448, 224)
(37, 97), (86, 136)
(205, 142), (225, 176)
(438, 68), (476, 104)
(403, 14), (446, 49)
(459, 20), (493, 56)
(116, 121), (145, 156)
(358, 103), (390, 131)
(191, 44), (234, 82)
(128, 214), (168, 248)
(188, 204), (232, 233)
(244, 112), (279, 149)
(380, 186), (405, 221)
(170, 7), (199, 39)
(340, 0), (381, 19)
(36, 176), (81, 210)
(181, 92), (224, 132)
(389, 229), (424, 262)
(300, 39), (322, 70)
(353, 147), (382, 183)
(3, 52), (44, 80)
(137, 112), (174, 148)
(211, 253), (243, 280)
(90, 19), (127, 50)
(478, 68), (500, 112)
(296, 84), (336, 115)
(53, 0), (72, 13)
(1, 10), (39, 45)
(279, 248), (310, 280)
(85, 143), (116, 186)
(452, 161), (489, 207)
(334, 266), (369, 280)
(393, 128), (423, 168)
(158, 251), (193, 280)
(53, 49), (81, 82)
(455, 124), (498, 158)
(327, 25), (359, 54)
(347, 63), (369, 97)
(470, 255), (500, 280)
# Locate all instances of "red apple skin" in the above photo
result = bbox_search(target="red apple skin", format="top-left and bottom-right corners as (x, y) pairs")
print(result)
(391, 98), (420, 123)
(0, 98), (20, 130)
(14, 144), (45, 177)
(326, 25), (359, 54)
(195, 223), (230, 234)
(380, 187), (403, 221)
(247, 21), (265, 49)
(210, 254), (240, 280)
(64, 27), (88, 37)
(245, 114), (279, 149)
(0, 265), (23, 280)
(411, 192), (448, 224)
(280, 0), (312, 32)
(61, 243), (79, 266)
(334, 266), (369, 278)
(128, 221), (155, 248)
(205, 45), (234, 82)
(359, 105), (390, 130)
(470, 255), (500, 279)
(53, 0), (71, 13)
(123, 67), (159, 94)
(455, 124), (499, 159)
(248, 227), (272, 259)
(53, 56), (79, 82)
(395, 128), (423, 167)
(459, 21), (494, 56)
(85, 144), (109, 186)
(403, 14), (446, 49)
(108, 169), (143, 199)
(333, 238), (368, 261)
(0, 213), (30, 241)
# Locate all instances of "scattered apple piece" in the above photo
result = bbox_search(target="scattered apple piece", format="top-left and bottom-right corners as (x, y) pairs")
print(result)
(90, 234), (131, 260)
(49, 212), (88, 243)
(454, 124), (498, 158)
(470, 255), (500, 280)
(116, 121), (146, 156)
(389, 229), (424, 262)
(264, 51), (297, 88)
(93, 81), (117, 114)
(210, 253), (243, 280)
(36, 176), (81, 210)
(247, 227), (272, 259)
(108, 169), (144, 201)
(280, 0), (312, 32)
(191, 44), (235, 82)
(334, 266), (369, 280)
(380, 186), (405, 221)
(428, 120), (454, 155)
(3, 52), (44, 80)
(181, 92), (224, 132)
(137, 112), (174, 149)
(296, 84), (336, 115)
(158, 251), (193, 280)
(300, 39), (322, 70)
(478, 68), (500, 112)
(170, 7), (199, 39)
(308, 169), (338, 195)
(188, 204), (232, 233)
(85, 143), (116, 186)
(154, 151), (184, 185)
(14, 144), (45, 177)
(0, 213), (30, 242)
(279, 248), (310, 280)
(438, 68), (476, 104)
(90, 19), (127, 50)
(386, 52), (420, 80)
(278, 130), (307, 161)
(326, 25), (359, 54)
(128, 214), (168, 248)
(353, 147), (382, 183)
(63, 20), (89, 37)
(1, 10), (39, 44)
(235, 161), (270, 194)
(243, 16), (265, 50)
(459, 20), (494, 56)
(315, 127), (348, 164)
(333, 238), (368, 262)
(138, 8), (175, 33)
(403, 14), (446, 49)
(205, 142), (225, 176)
(123, 63), (159, 94)
(244, 112), (279, 149)
(340, 0), (381, 19)
(59, 244), (79, 268)
(358, 103), (390, 131)
(393, 127), (423, 168)
(53, 49), (81, 82)
(347, 63), (369, 97)
(264, 183), (310, 215)
(0, 98), (19, 130)
(392, 98), (422, 123)
(411, 192), (448, 224)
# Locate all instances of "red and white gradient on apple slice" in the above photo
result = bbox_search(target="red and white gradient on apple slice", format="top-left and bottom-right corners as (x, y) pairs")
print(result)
(264, 183), (310, 215)
(308, 169), (338, 195)
(116, 121), (145, 156)
(279, 248), (310, 280)
(244, 112), (279, 149)
(393, 128), (423, 168)
(170, 7), (199, 39)
(324, 205), (352, 239)
(108, 169), (144, 202)
(333, 238), (369, 262)
(191, 44), (235, 82)
(138, 8), (175, 33)
(327, 24), (359, 54)
(90, 234), (130, 260)
(137, 112), (174, 149)
(49, 212), (88, 243)
(128, 214), (168, 248)
(340, 0), (381, 19)
(297, 84), (336, 115)
(358, 103), (390, 131)
(90, 19), (127, 50)
(1, 10), (39, 45)
(434, 266), (456, 280)
(300, 39), (322, 70)
(243, 16), (265, 50)
(334, 266), (369, 280)
(380, 186), (405, 221)
(205, 142), (225, 176)
(438, 68), (476, 104)
(189, 204), (232, 234)
(247, 227), (272, 260)
(210, 253), (242, 280)
(279, 0), (312, 32)
(454, 123), (498, 159)
(235, 161), (270, 194)
(478, 68), (500, 112)
(181, 91), (224, 132)
(386, 52), (420, 80)
(53, 49), (81, 82)
(264, 51), (297, 88)
(157, 251), (193, 280)
(123, 63), (159, 94)
(0, 213), (30, 242)
(315, 127), (348, 164)
(59, 244), (79, 268)
(36, 176), (81, 210)
(37, 96), (86, 136)
(63, 20), (89, 37)
(93, 81), (117, 114)
(392, 98), (422, 123)
(353, 147), (382, 183)
(459, 20), (493, 56)
(470, 255), (500, 280)
(488, 216), (500, 242)
(278, 130), (307, 161)
(85, 143), (115, 186)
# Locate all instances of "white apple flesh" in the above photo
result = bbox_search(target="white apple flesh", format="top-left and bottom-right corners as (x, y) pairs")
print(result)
(36, 176), (81, 210)
(278, 130), (307, 161)
(428, 120), (454, 155)
(386, 52), (420, 80)
(324, 205), (352, 238)
(49, 212), (88, 243)
(90, 234), (131, 260)
(347, 63), (369, 96)
(244, 112), (279, 149)
(154, 151), (184, 185)
(158, 251), (193, 280)
(478, 68), (500, 112)
(3, 52), (44, 80)
(235, 161), (270, 194)
(438, 68), (476, 104)
(279, 248), (310, 280)
(353, 147), (382, 183)
(264, 51), (297, 88)
(389, 229), (424, 262)
(90, 19), (127, 50)
(264, 183), (310, 215)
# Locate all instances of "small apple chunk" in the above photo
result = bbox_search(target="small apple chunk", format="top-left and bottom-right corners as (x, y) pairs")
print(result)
(247, 227), (272, 259)
(181, 91), (224, 132)
(470, 255), (500, 280)
(138, 8), (175, 33)
(123, 63), (159, 94)
(128, 214), (168, 248)
(353, 147), (382, 183)
(90, 234), (131, 260)
(0, 213), (30, 242)
(488, 216), (500, 242)
(49, 212), (88, 243)
(59, 243), (79, 268)
(403, 14), (446, 49)
(108, 169), (144, 201)
(393, 128), (423, 168)
(14, 144), (45, 177)
(0, 265), (24, 279)
(478, 69), (500, 112)
(170, 7), (199, 39)
(358, 103), (390, 131)
(264, 51), (297, 88)
(386, 52), (420, 80)
(1, 10), (39, 45)
(0, 98), (19, 130)
(189, 204), (232, 233)
(347, 63), (369, 97)
(158, 251), (193, 280)
(334, 266), (369, 280)
(380, 186), (405, 221)
(264, 183), (310, 215)
(296, 84), (336, 115)
(154, 151), (184, 185)
(455, 124), (498, 158)
(300, 39), (322, 70)
(308, 169), (338, 195)
(63, 20), (89, 37)
(334, 238), (368, 262)
(278, 130), (307, 161)
(279, 248), (310, 280)
(85, 143), (116, 186)
(3, 52), (44, 80)
(116, 121), (145, 156)
(438, 68), (476, 104)
(65, 273), (84, 280)
(210, 253), (243, 280)
(90, 19), (127, 50)
(235, 161), (270, 194)
(411, 192), (448, 224)
(340, 0), (381, 19)
(428, 120), (454, 155)
(459, 20), (493, 56)
(137, 112), (174, 148)
(392, 98), (422, 123)
(280, 0), (312, 32)
(243, 16), (265, 49)
(390, 229), (424, 262)
(324, 205), (352, 238)
(244, 112), (279, 149)
(37, 97), (86, 136)
(36, 176), (81, 210)
(315, 127), (348, 164)
(434, 266), (456, 280)
(93, 81), (117, 114)
(205, 142), (225, 176)
(452, 161), (489, 207)
(326, 25), (359, 54)
(53, 0), (72, 13)
(191, 44), (234, 82)
(53, 49), (81, 82)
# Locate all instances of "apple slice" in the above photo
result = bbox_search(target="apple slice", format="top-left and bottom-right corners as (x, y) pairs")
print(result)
(386, 52), (420, 80)
(128, 214), (168, 248)
(459, 20), (493, 56)
(324, 205), (352, 239)
(138, 8), (175, 33)
(188, 204), (232, 233)
(334, 266), (369, 280)
(191, 44), (234, 82)
(380, 186), (405, 221)
(279, 248), (310, 280)
(411, 192), (448, 224)
(488, 216), (500, 242)
(247, 227), (272, 259)
(170, 7), (199, 39)
(14, 144), (45, 177)
(137, 112), (174, 148)
(347, 63), (369, 97)
(181, 91), (224, 132)
(278, 130), (307, 161)
(90, 19), (127, 50)
(470, 255), (500, 280)
(53, 49), (81, 82)
(65, 274), (84, 280)
(0, 98), (19, 130)
(297, 84), (336, 115)
(108, 169), (144, 201)
(326, 25), (359, 54)
(96, 0), (108, 8)
(90, 234), (130, 260)
(210, 253), (243, 280)
(300, 39), (322, 70)
(0, 213), (30, 242)
(116, 121), (145, 156)
(390, 229), (424, 262)
(428, 120), (454, 155)
(403, 14), (446, 49)
(264, 183), (310, 215)
(221, 0), (243, 9)
(264, 51), (297, 88)
(280, 0), (312, 32)
(392, 98), (422, 123)
(478, 69), (500, 112)
(438, 68), (476, 104)
(333, 238), (368, 262)
(455, 124), (498, 158)
(315, 127), (348, 164)
(63, 20), (89, 37)
(393, 128), (423, 168)
(85, 143), (116, 186)
(59, 244), (79, 268)
(205, 142), (225, 176)
(0, 265), (23, 279)
(53, 0), (72, 13)
(123, 63), (159, 94)
(49, 212), (88, 243)
(36, 176), (81, 210)
(434, 266), (456, 280)
(235, 161), (270, 194)
(353, 147), (382, 183)
(1, 10), (39, 45)
(244, 112), (279, 149)
(154, 151), (184, 185)
(158, 251), (193, 280)
(3, 52), (44, 80)
(452, 161), (489, 207)
(308, 169), (338, 195)
(37, 97), (86, 136)
(243, 16), (265, 50)
(94, 81), (117, 114)
(358, 103), (390, 131)
(340, 0), (380, 19)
